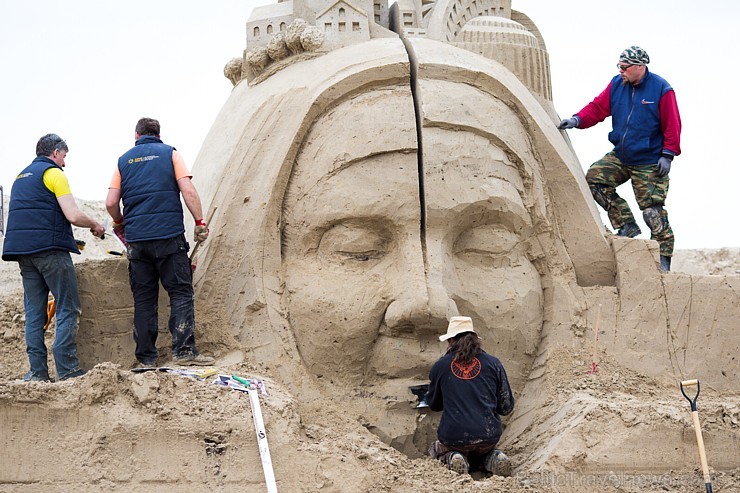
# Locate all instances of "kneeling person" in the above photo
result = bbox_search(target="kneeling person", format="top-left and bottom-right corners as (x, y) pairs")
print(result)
(427, 317), (515, 476)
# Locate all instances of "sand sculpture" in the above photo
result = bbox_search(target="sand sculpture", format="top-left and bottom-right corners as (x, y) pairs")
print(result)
(190, 0), (739, 469)
(1, 0), (738, 491)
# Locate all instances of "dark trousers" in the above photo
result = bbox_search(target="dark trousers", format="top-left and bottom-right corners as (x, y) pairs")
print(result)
(127, 235), (197, 363)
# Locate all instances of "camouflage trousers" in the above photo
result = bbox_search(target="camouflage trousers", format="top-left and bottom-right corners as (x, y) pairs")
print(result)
(586, 152), (674, 257)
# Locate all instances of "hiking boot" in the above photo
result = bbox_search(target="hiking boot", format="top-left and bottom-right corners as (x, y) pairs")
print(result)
(172, 353), (215, 366)
(660, 255), (671, 272)
(617, 222), (641, 238)
(484, 449), (512, 477)
(446, 452), (469, 475)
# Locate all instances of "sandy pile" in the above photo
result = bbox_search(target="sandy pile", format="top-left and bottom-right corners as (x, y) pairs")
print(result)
(1, 291), (738, 491)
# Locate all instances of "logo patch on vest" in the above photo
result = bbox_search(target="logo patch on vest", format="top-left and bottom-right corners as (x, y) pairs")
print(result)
(641, 99), (655, 105)
(127, 155), (160, 164)
(451, 357), (482, 380)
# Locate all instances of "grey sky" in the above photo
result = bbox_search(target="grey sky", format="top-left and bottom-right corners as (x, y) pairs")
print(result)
(1, 0), (737, 249)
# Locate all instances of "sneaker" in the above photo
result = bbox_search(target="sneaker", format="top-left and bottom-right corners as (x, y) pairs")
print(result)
(484, 450), (512, 477)
(617, 222), (641, 238)
(172, 353), (215, 366)
(23, 370), (50, 382)
(447, 452), (469, 475)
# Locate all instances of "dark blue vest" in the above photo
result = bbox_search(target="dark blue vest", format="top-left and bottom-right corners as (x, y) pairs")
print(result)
(118, 136), (184, 242)
(2, 157), (79, 261)
(608, 69), (672, 165)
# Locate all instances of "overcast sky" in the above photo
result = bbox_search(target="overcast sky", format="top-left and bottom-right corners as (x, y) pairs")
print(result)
(1, 1), (738, 250)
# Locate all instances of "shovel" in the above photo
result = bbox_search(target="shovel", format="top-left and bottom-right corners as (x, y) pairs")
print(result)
(680, 379), (713, 493)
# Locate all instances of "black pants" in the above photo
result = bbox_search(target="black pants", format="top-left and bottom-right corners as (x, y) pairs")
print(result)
(127, 235), (197, 363)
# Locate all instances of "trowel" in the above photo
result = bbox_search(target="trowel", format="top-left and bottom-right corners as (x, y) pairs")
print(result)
(409, 384), (430, 408)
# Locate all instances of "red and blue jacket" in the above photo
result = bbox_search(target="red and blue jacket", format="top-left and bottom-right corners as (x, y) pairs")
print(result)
(575, 68), (681, 166)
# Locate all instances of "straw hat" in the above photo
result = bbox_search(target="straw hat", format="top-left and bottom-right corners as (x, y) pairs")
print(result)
(439, 316), (477, 341)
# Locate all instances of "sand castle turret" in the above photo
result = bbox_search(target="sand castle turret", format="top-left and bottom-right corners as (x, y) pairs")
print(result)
(234, 0), (551, 103)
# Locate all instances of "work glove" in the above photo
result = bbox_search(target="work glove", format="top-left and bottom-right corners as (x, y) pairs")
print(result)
(558, 117), (578, 130)
(112, 217), (128, 247)
(657, 155), (672, 177)
(194, 219), (209, 243)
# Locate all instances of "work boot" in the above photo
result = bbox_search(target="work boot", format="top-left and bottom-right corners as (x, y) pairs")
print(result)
(172, 352), (215, 366)
(133, 360), (157, 370)
(617, 222), (641, 238)
(446, 452), (469, 475)
(484, 450), (512, 477)
(660, 255), (671, 272)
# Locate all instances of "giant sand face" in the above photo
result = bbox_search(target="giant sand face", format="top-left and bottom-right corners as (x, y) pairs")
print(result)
(282, 81), (543, 390)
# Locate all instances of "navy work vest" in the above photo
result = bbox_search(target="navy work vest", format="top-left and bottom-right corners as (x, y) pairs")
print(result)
(2, 157), (79, 261)
(118, 136), (184, 242)
(608, 69), (672, 165)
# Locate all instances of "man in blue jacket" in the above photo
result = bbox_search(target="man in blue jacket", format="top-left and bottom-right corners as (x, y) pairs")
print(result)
(558, 46), (682, 272)
(106, 118), (214, 368)
(3, 134), (105, 381)
(426, 316), (515, 476)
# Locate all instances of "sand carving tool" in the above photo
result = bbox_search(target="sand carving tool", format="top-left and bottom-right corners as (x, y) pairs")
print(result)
(190, 206), (217, 271)
(680, 379), (713, 493)
(232, 375), (277, 492)
(409, 384), (430, 408)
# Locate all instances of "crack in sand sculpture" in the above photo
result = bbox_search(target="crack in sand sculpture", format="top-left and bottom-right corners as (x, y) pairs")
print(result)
(1, 0), (738, 491)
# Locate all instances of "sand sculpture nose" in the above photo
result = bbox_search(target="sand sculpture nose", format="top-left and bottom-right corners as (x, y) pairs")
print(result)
(383, 257), (455, 338)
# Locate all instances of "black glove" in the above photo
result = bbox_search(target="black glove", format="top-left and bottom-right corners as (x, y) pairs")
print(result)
(657, 156), (672, 177)
(558, 117), (578, 130)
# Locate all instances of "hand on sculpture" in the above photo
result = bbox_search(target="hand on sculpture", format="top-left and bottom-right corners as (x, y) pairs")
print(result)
(194, 220), (209, 243)
(656, 156), (672, 177)
(557, 117), (578, 130)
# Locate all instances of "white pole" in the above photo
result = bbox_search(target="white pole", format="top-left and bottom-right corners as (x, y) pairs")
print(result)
(248, 389), (278, 493)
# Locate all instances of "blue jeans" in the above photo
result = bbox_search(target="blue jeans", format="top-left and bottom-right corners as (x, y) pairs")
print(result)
(18, 250), (84, 381)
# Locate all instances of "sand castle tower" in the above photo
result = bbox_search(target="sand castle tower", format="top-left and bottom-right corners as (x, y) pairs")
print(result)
(235, 0), (552, 105)
(451, 15), (551, 100)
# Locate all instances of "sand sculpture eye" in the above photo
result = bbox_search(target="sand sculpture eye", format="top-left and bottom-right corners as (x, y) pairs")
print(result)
(453, 225), (521, 267)
(318, 221), (391, 263)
